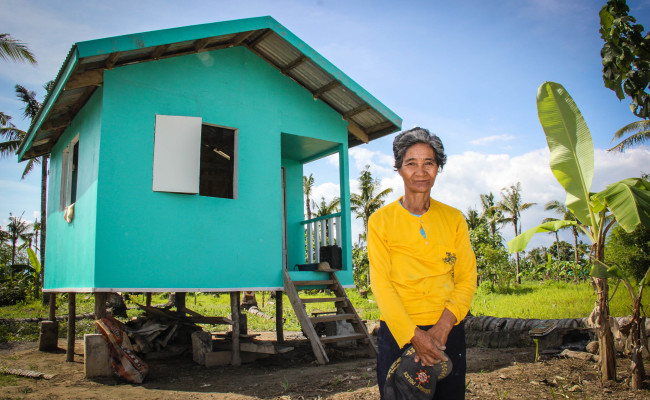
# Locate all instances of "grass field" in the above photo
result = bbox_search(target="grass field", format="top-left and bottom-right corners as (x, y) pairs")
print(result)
(0, 279), (647, 342)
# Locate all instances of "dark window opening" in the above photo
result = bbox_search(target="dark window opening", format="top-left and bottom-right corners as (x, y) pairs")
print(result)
(200, 124), (236, 199)
(70, 141), (79, 204)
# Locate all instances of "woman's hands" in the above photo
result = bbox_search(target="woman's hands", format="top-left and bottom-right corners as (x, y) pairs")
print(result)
(411, 309), (457, 366)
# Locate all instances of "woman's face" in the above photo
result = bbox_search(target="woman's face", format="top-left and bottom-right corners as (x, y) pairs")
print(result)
(398, 142), (438, 195)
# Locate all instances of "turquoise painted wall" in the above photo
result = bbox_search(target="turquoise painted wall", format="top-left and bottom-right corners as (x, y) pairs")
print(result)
(86, 46), (351, 290)
(44, 88), (103, 290)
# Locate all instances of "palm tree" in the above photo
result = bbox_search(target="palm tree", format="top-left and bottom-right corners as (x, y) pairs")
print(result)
(12, 83), (50, 294)
(350, 165), (393, 245)
(608, 120), (650, 152)
(544, 200), (582, 267)
(303, 174), (314, 220)
(497, 182), (536, 284)
(479, 192), (504, 239)
(7, 213), (32, 278)
(0, 33), (36, 65)
(465, 207), (482, 230)
(314, 196), (341, 218)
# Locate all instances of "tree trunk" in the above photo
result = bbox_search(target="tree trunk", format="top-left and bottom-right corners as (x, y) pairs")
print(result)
(40, 156), (47, 302)
(514, 220), (520, 284)
(593, 277), (617, 381)
(573, 229), (579, 283)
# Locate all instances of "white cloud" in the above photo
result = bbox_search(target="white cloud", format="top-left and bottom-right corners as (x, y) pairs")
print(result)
(470, 134), (516, 146)
(341, 145), (649, 249)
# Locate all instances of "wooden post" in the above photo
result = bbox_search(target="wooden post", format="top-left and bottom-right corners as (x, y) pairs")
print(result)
(230, 291), (241, 366)
(175, 292), (186, 316)
(94, 292), (107, 334)
(66, 292), (76, 362)
(48, 293), (56, 321)
(145, 292), (152, 307)
(275, 290), (284, 343)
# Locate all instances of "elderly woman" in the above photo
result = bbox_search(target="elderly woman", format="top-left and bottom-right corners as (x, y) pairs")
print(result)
(368, 127), (477, 399)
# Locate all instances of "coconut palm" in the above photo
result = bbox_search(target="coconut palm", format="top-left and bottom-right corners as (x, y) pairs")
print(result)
(6, 213), (32, 277)
(314, 196), (340, 218)
(465, 207), (482, 230)
(497, 182), (536, 284)
(480, 192), (504, 238)
(0, 33), (36, 65)
(350, 165), (392, 245)
(303, 174), (314, 220)
(544, 200), (582, 267)
(12, 83), (50, 294)
(608, 120), (650, 152)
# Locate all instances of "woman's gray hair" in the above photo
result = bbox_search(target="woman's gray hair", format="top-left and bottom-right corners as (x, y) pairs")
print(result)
(392, 127), (447, 170)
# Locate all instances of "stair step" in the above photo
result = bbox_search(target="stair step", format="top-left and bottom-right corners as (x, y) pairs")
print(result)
(300, 297), (347, 303)
(320, 333), (367, 344)
(310, 313), (356, 324)
(293, 279), (334, 287)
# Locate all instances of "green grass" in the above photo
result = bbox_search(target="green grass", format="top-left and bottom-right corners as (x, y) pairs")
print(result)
(0, 281), (647, 343)
(470, 280), (650, 319)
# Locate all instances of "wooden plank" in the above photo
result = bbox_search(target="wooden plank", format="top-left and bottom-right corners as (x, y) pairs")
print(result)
(275, 290), (284, 342)
(347, 121), (369, 144)
(293, 279), (334, 287)
(328, 272), (377, 357)
(320, 333), (366, 344)
(187, 316), (233, 325)
(230, 291), (241, 366)
(283, 269), (329, 364)
(64, 70), (103, 90)
(343, 104), (371, 119)
(300, 297), (346, 303)
(310, 313), (355, 324)
(66, 292), (75, 362)
(313, 80), (341, 98)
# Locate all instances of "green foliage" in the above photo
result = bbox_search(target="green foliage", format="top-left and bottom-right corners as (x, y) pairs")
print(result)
(599, 0), (650, 119)
(469, 224), (512, 288)
(510, 82), (650, 255)
(605, 224), (650, 283)
(352, 244), (370, 290)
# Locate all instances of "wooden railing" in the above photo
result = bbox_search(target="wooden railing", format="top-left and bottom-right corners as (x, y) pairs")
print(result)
(300, 213), (341, 263)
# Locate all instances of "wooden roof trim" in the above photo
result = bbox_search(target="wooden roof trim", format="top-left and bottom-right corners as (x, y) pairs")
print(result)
(104, 52), (121, 69)
(367, 121), (395, 134)
(282, 54), (307, 74)
(343, 104), (371, 119)
(313, 81), (341, 99)
(230, 31), (255, 47)
(64, 70), (103, 91)
(246, 29), (273, 49)
(193, 38), (211, 52)
(347, 121), (369, 144)
(151, 44), (171, 60)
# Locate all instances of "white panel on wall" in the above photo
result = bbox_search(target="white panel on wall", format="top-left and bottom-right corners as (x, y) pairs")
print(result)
(152, 114), (202, 194)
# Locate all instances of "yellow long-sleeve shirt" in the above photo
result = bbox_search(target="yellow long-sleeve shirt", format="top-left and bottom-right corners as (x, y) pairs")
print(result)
(368, 197), (477, 348)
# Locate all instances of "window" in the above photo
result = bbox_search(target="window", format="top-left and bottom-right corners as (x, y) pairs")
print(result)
(152, 115), (237, 199)
(60, 135), (79, 210)
(200, 124), (236, 199)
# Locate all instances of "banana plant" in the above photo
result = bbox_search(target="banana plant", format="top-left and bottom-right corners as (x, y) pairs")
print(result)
(507, 82), (650, 382)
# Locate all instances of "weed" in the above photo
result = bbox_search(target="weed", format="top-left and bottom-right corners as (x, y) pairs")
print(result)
(280, 376), (290, 391)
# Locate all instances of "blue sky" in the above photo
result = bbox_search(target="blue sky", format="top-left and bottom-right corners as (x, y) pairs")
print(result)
(0, 0), (648, 249)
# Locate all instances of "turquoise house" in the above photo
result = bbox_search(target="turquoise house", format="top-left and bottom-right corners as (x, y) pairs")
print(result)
(18, 16), (401, 294)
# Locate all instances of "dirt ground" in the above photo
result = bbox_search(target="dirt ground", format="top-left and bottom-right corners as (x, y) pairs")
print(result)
(1, 332), (649, 400)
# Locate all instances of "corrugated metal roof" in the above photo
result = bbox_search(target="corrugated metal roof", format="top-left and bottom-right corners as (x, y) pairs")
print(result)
(18, 16), (402, 161)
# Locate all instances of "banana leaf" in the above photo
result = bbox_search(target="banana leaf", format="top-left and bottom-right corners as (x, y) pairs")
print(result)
(507, 219), (580, 253)
(591, 178), (650, 232)
(26, 248), (41, 275)
(536, 82), (594, 226)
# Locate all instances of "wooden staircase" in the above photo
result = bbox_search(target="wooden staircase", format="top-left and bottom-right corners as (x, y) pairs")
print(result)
(283, 268), (377, 364)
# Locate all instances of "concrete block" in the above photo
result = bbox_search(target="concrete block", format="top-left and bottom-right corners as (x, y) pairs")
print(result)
(205, 351), (232, 367)
(84, 334), (112, 378)
(191, 331), (212, 365)
(38, 321), (59, 351)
